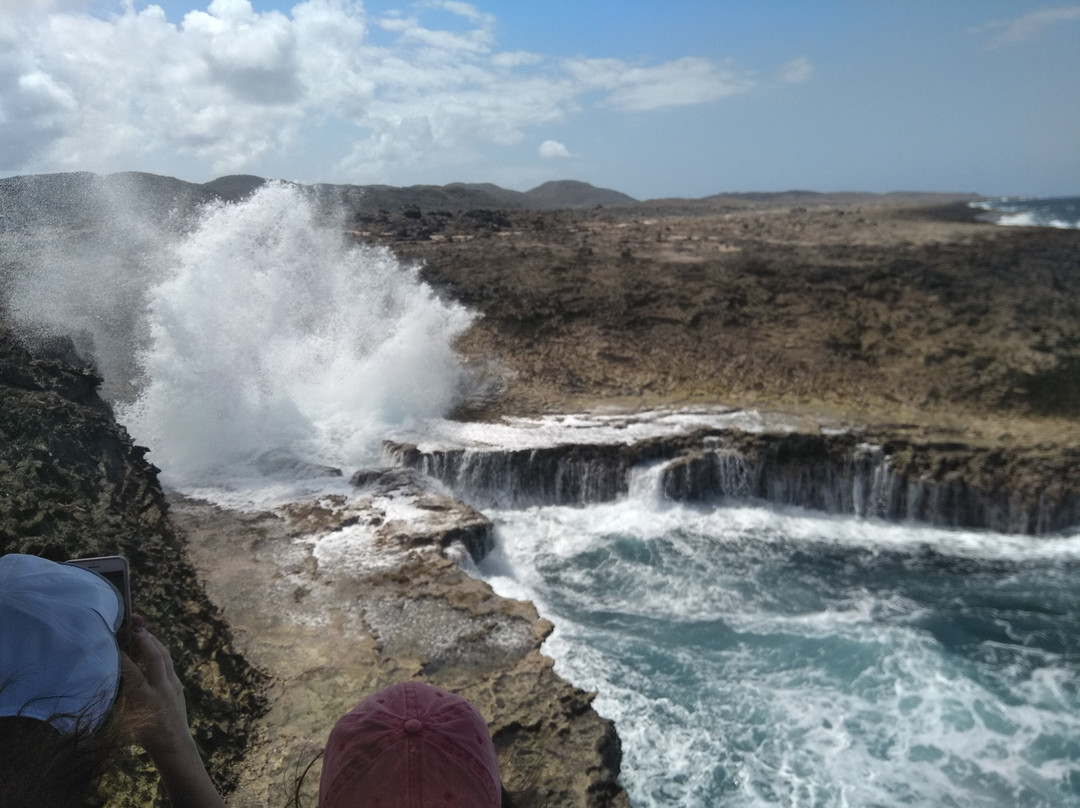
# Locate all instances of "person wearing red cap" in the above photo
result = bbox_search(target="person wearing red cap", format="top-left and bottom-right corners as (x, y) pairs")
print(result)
(319, 681), (504, 808)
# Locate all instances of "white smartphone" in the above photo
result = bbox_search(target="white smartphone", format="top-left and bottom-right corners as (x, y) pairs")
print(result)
(66, 555), (133, 649)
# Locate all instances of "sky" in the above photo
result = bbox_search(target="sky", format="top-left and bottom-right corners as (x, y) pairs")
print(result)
(1, 0), (1078, 199)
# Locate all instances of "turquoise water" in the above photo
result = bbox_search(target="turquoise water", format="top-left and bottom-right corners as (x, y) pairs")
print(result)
(972, 197), (1080, 230)
(479, 493), (1080, 807)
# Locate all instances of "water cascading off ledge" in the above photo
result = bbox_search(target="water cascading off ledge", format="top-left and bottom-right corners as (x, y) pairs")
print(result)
(383, 424), (1080, 535)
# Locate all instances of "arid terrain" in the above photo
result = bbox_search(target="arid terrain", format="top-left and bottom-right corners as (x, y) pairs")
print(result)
(367, 197), (1079, 448)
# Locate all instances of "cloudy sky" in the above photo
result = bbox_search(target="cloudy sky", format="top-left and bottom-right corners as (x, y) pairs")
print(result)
(2, 0), (1078, 199)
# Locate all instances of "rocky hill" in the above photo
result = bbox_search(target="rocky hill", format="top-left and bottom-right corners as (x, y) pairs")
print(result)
(0, 171), (654, 224)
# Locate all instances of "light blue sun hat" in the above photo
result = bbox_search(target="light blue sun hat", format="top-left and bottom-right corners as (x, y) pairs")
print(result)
(0, 553), (124, 734)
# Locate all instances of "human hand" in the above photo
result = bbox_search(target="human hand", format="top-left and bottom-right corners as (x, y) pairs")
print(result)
(120, 616), (227, 808)
(119, 616), (195, 761)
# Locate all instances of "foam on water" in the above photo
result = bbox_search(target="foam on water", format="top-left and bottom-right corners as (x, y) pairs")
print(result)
(480, 493), (1080, 807)
(972, 196), (1080, 230)
(113, 183), (474, 489)
(389, 408), (780, 452)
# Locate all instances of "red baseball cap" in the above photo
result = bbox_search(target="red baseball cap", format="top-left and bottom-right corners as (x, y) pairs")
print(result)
(319, 681), (502, 808)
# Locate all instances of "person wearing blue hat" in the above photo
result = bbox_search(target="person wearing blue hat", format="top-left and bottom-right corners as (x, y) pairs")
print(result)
(0, 553), (227, 808)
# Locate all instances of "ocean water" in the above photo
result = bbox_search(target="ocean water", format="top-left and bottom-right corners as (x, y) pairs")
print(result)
(479, 491), (1080, 807)
(972, 197), (1080, 230)
(10, 182), (1080, 806)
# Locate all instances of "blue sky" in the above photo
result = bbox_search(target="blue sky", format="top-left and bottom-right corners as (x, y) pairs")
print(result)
(1, 0), (1078, 198)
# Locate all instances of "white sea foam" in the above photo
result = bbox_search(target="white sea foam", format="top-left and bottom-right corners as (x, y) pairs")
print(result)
(387, 407), (782, 452)
(480, 496), (1080, 807)
(972, 196), (1080, 230)
(304, 521), (402, 573)
(115, 183), (474, 490)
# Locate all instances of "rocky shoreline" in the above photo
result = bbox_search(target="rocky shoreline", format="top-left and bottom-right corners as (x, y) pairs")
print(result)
(170, 473), (626, 808)
(2, 176), (1078, 807)
(384, 418), (1080, 535)
(377, 198), (1079, 439)
(0, 324), (629, 807)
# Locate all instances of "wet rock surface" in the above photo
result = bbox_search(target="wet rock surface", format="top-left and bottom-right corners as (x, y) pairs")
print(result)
(386, 425), (1080, 534)
(171, 470), (626, 808)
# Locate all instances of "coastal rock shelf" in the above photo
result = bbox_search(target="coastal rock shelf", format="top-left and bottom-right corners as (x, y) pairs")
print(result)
(173, 469), (629, 808)
(384, 414), (1080, 535)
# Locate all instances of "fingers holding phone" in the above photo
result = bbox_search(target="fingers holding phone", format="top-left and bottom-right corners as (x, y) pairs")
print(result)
(121, 619), (194, 760)
(65, 555), (132, 650)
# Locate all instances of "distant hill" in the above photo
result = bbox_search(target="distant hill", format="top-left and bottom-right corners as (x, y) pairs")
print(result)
(525, 180), (638, 208)
(202, 174), (267, 201)
(698, 190), (981, 207)
(446, 183), (532, 208)
(321, 179), (637, 211)
(0, 172), (982, 228)
(311, 182), (515, 212)
(0, 171), (218, 229)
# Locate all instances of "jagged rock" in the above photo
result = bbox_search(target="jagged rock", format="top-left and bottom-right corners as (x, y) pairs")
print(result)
(172, 488), (627, 808)
(0, 326), (266, 806)
(349, 466), (494, 561)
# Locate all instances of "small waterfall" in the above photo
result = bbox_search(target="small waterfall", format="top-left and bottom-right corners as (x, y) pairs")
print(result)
(384, 443), (635, 507)
(626, 461), (669, 507)
(662, 442), (1071, 533)
(385, 432), (1080, 535)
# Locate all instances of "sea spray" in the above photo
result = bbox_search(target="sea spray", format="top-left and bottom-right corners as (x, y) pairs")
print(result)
(971, 196), (1080, 230)
(5, 173), (194, 400)
(117, 182), (475, 485)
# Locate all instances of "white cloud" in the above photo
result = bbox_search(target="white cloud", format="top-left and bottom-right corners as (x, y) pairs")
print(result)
(776, 57), (813, 85)
(491, 50), (543, 69)
(0, 0), (793, 182)
(539, 139), (571, 159)
(376, 0), (495, 57)
(973, 5), (1080, 48)
(564, 56), (754, 111)
(431, 0), (494, 28)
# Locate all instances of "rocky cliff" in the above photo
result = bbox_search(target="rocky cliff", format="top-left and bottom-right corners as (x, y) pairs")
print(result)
(0, 326), (266, 807)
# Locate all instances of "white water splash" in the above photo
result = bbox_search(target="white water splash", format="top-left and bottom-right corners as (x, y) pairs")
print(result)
(116, 183), (474, 485)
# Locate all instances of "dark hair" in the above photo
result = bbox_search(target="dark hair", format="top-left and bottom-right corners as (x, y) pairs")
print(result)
(0, 673), (138, 808)
(0, 714), (116, 808)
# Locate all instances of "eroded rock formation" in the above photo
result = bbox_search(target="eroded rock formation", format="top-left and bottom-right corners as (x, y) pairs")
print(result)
(172, 468), (627, 808)
(384, 426), (1080, 535)
(0, 327), (266, 807)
